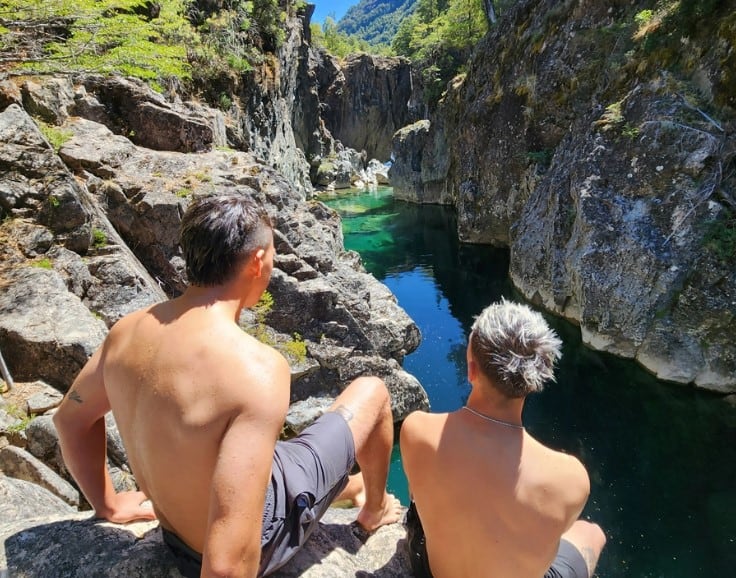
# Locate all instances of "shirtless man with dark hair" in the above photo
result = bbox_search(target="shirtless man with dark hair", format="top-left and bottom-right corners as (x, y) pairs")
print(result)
(401, 299), (606, 578)
(54, 193), (402, 578)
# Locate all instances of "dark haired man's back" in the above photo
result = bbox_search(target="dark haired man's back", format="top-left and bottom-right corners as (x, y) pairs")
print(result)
(54, 193), (402, 578)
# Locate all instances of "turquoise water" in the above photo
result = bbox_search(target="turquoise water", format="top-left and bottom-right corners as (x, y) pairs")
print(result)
(322, 186), (736, 577)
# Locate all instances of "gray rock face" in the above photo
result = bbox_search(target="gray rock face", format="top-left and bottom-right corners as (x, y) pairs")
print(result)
(73, 76), (216, 153)
(223, 14), (315, 195)
(510, 85), (735, 392)
(0, 267), (107, 390)
(388, 0), (736, 391)
(321, 54), (414, 161)
(390, 119), (453, 204)
(0, 445), (80, 507)
(1, 81), (425, 408)
(0, 477), (411, 578)
(0, 476), (75, 521)
(0, 103), (93, 253)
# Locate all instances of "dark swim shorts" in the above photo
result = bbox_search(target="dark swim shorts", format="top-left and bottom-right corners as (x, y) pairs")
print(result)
(164, 411), (356, 577)
(405, 501), (590, 578)
(544, 539), (590, 578)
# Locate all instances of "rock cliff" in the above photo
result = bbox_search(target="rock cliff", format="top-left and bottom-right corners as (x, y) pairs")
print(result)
(0, 5), (426, 576)
(390, 0), (736, 392)
(321, 53), (415, 161)
(0, 476), (411, 577)
(0, 75), (426, 413)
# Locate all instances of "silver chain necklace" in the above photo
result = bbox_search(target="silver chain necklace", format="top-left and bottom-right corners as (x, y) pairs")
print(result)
(461, 405), (525, 430)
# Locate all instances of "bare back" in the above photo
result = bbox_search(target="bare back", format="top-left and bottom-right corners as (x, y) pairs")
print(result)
(102, 298), (290, 552)
(401, 411), (590, 578)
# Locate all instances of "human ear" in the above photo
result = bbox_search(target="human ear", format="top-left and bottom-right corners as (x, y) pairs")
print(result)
(467, 357), (478, 382)
(252, 249), (266, 276)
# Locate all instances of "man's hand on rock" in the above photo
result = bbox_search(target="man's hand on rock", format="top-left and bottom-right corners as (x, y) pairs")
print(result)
(99, 490), (157, 524)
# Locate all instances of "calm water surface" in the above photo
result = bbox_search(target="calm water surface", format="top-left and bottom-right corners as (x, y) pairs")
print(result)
(321, 186), (736, 577)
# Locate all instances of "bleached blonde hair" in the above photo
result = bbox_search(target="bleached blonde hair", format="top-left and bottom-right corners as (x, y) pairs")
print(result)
(470, 299), (562, 398)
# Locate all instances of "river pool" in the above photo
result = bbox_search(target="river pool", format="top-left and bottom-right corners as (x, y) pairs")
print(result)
(320, 186), (736, 578)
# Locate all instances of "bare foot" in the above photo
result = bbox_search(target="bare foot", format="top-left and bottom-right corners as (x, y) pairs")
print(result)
(333, 474), (366, 508)
(356, 493), (403, 532)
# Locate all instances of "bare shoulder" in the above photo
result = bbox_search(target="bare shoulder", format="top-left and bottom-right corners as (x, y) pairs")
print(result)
(105, 306), (154, 342)
(400, 411), (444, 454)
(221, 329), (291, 411)
(546, 448), (591, 506)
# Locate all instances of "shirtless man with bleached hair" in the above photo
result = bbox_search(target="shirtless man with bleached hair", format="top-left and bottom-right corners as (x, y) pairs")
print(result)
(54, 193), (402, 578)
(401, 299), (606, 578)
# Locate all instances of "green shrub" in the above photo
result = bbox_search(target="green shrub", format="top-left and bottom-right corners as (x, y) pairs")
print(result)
(3, 1), (194, 89)
(635, 10), (654, 26)
(31, 257), (53, 269)
(4, 403), (35, 433)
(252, 290), (274, 324)
(526, 149), (552, 166)
(281, 333), (307, 363)
(37, 121), (73, 152)
(218, 93), (233, 111)
(92, 228), (108, 248)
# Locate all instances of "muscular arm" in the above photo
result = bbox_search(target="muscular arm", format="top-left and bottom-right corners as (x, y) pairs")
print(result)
(201, 349), (290, 578)
(53, 344), (154, 523)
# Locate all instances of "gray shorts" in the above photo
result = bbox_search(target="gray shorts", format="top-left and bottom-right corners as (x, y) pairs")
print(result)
(260, 411), (356, 575)
(544, 539), (590, 578)
(163, 411), (355, 578)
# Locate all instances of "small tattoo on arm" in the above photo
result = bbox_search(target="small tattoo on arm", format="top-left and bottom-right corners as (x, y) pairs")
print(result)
(68, 390), (83, 404)
(333, 404), (354, 423)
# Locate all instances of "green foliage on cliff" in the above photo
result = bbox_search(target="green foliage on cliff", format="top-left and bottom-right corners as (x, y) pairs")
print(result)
(37, 121), (73, 152)
(0, 0), (194, 90)
(0, 0), (295, 94)
(392, 0), (490, 105)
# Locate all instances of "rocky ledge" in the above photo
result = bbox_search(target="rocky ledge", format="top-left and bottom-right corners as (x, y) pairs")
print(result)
(0, 74), (428, 416)
(0, 72), (427, 575)
(0, 477), (411, 577)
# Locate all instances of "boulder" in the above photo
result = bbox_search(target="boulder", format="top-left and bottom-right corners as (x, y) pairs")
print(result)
(0, 445), (79, 507)
(25, 415), (64, 473)
(24, 382), (64, 414)
(20, 77), (75, 125)
(0, 476), (75, 521)
(73, 76), (214, 153)
(0, 267), (107, 391)
(0, 477), (412, 577)
(390, 119), (455, 206)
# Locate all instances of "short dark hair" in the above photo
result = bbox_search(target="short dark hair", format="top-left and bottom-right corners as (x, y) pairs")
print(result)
(470, 299), (562, 398)
(180, 193), (272, 287)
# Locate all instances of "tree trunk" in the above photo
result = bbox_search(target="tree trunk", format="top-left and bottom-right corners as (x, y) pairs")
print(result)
(483, 0), (497, 24)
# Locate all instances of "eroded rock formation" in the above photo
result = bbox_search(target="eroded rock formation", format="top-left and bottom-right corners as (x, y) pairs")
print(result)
(0, 76), (426, 410)
(389, 0), (736, 392)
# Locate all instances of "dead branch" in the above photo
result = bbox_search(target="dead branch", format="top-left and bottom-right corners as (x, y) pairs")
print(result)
(663, 161), (723, 246)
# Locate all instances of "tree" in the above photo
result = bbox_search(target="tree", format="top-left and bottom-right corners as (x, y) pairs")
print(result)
(482, 0), (497, 24)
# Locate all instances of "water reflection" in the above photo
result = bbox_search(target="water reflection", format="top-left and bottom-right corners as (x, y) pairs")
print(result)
(321, 187), (736, 577)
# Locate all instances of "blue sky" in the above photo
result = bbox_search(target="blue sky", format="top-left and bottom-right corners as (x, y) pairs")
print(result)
(311, 1), (356, 24)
